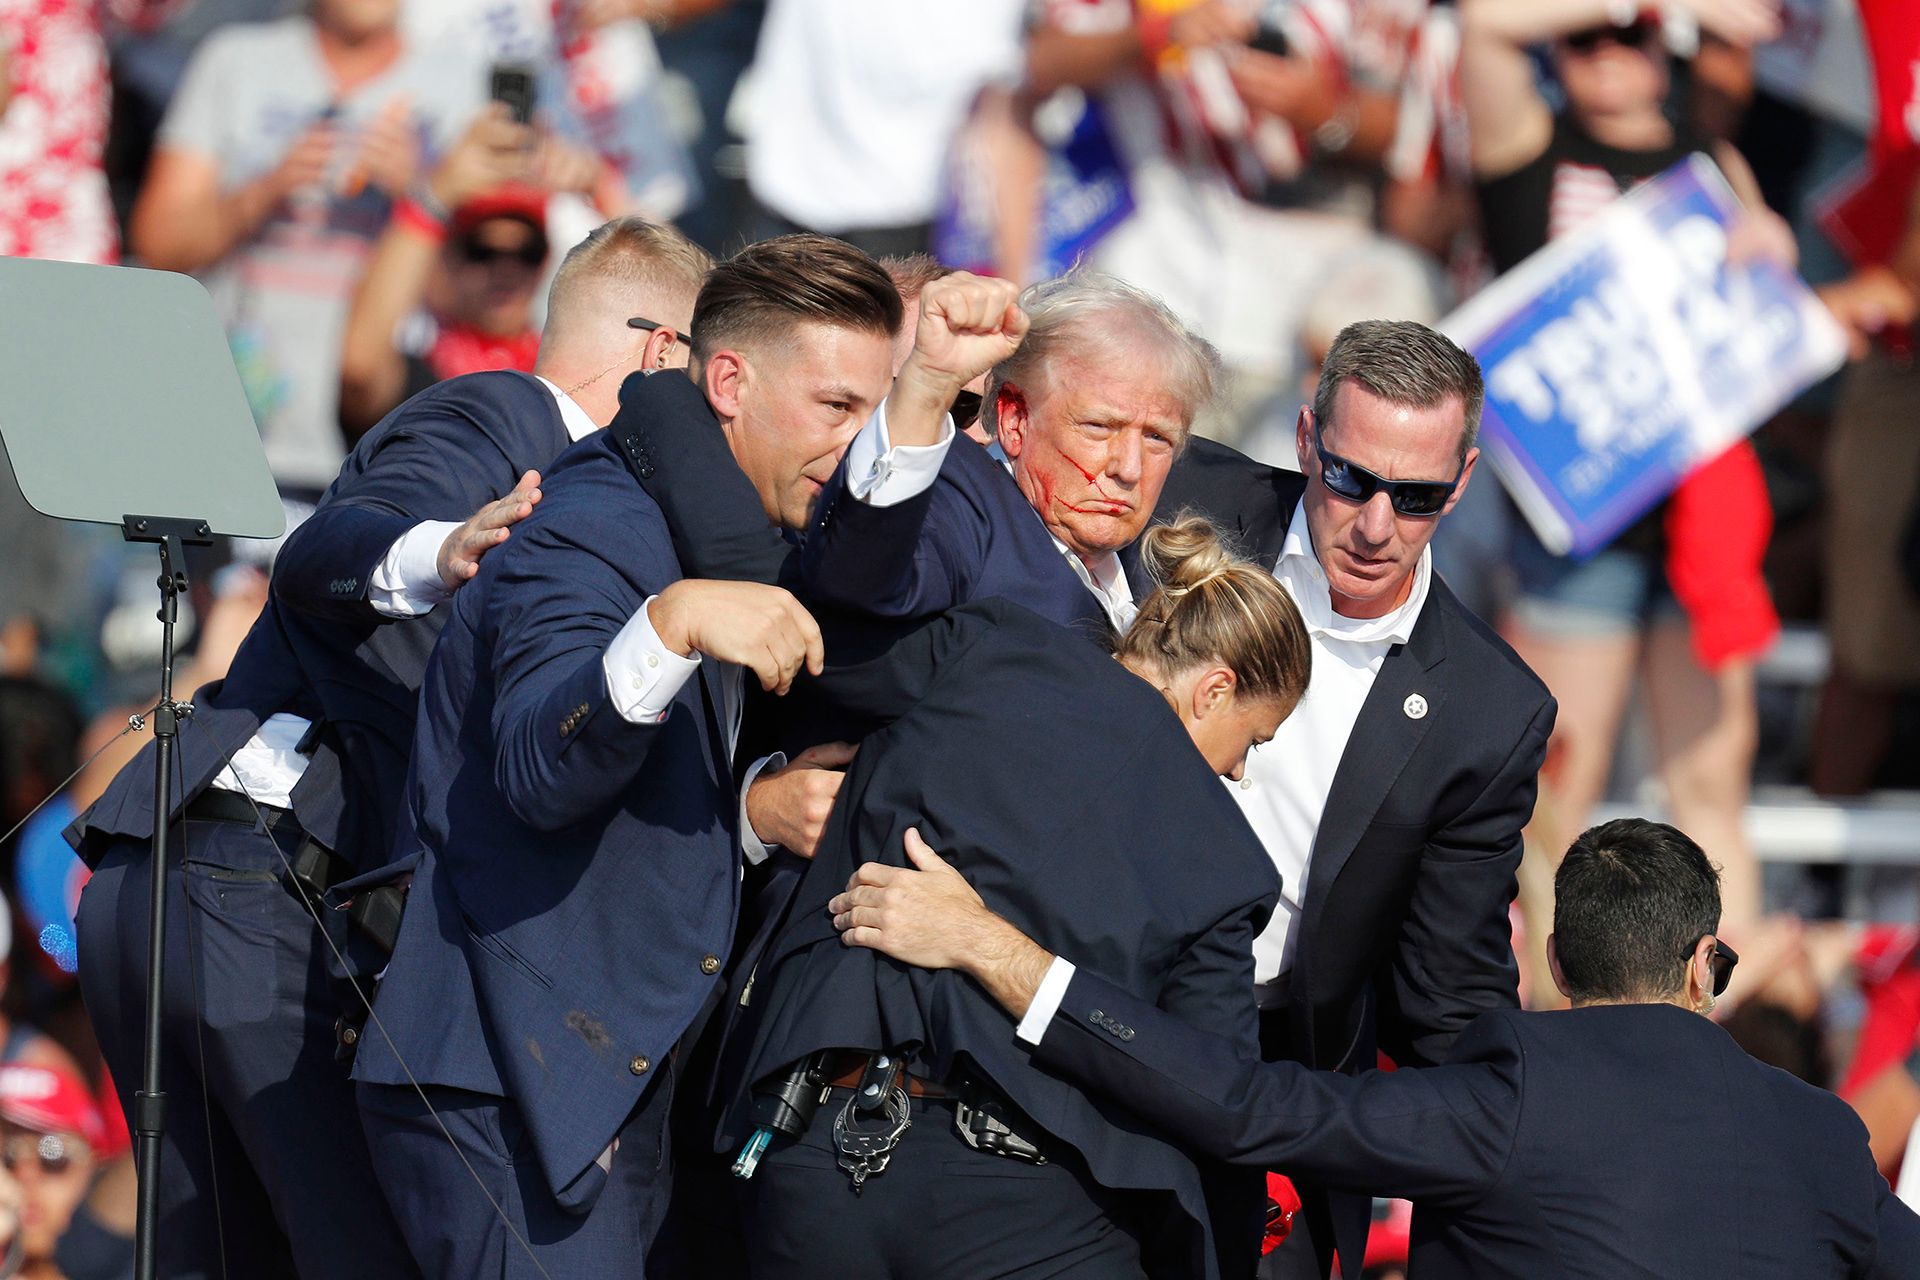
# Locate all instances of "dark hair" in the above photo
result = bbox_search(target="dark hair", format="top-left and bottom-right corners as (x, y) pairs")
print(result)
(0, 677), (82, 828)
(1313, 319), (1485, 464)
(1116, 516), (1312, 707)
(1553, 818), (1721, 1003)
(690, 234), (901, 367)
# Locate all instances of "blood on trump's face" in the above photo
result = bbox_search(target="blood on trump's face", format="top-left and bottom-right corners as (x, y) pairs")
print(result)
(996, 344), (1188, 561)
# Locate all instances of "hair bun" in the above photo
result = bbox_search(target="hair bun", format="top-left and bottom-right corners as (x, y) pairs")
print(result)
(1139, 515), (1235, 600)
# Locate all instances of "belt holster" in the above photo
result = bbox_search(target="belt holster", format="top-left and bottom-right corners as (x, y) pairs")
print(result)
(953, 1081), (1047, 1165)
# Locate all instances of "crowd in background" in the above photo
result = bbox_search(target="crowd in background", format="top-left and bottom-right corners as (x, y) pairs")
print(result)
(0, 0), (1918, 1274)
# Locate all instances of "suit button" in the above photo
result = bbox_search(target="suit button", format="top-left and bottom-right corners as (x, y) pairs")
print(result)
(639, 465), (655, 479)
(700, 954), (721, 976)
(629, 1055), (650, 1075)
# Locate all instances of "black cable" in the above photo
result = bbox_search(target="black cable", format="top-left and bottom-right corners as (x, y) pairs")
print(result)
(172, 739), (230, 1280)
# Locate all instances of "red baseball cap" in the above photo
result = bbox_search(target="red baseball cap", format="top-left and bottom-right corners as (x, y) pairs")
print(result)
(0, 1066), (105, 1149)
(448, 183), (548, 242)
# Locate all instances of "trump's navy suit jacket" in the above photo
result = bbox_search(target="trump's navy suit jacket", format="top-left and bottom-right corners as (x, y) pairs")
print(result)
(70, 371), (570, 873)
(732, 600), (1280, 1280)
(798, 426), (1123, 638)
(1034, 970), (1920, 1279)
(353, 428), (739, 1210)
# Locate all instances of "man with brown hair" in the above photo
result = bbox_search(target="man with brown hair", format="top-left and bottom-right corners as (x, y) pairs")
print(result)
(1153, 318), (1554, 1278)
(352, 234), (1025, 1275)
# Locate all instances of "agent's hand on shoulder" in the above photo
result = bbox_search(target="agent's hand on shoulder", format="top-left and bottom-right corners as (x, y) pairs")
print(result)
(438, 470), (543, 589)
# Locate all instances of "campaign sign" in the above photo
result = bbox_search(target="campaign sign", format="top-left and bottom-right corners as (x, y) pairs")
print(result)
(1441, 155), (1847, 558)
(936, 90), (1135, 280)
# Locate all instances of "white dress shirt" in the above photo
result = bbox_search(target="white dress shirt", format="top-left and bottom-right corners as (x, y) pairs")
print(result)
(745, 0), (1027, 232)
(1017, 511), (1434, 1039)
(1236, 500), (1431, 1004)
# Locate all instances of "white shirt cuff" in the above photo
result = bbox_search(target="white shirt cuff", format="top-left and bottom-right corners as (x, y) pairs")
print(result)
(843, 398), (955, 507)
(738, 752), (787, 866)
(605, 596), (702, 724)
(367, 520), (463, 617)
(1015, 956), (1078, 1046)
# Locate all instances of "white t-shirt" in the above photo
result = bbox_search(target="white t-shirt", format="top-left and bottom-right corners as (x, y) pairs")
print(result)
(160, 18), (483, 491)
(745, 0), (1027, 232)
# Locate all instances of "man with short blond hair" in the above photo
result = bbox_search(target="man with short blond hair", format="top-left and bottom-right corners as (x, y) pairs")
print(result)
(70, 215), (715, 1279)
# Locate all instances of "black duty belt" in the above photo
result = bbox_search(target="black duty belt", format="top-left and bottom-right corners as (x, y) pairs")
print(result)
(183, 789), (345, 896)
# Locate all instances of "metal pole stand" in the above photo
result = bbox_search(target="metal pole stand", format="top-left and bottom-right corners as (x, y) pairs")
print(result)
(120, 515), (212, 1280)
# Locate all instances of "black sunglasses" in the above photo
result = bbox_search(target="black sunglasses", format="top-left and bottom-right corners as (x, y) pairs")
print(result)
(1564, 18), (1660, 53)
(457, 239), (546, 268)
(1312, 419), (1461, 518)
(1692, 936), (1740, 998)
(627, 316), (693, 347)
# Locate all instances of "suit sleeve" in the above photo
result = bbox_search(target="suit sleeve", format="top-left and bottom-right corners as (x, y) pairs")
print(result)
(271, 395), (528, 624)
(615, 370), (795, 588)
(1865, 1159), (1920, 1278)
(1035, 970), (1520, 1205)
(483, 508), (685, 832)
(1152, 892), (1275, 1280)
(1377, 696), (1556, 1068)
(799, 454), (987, 619)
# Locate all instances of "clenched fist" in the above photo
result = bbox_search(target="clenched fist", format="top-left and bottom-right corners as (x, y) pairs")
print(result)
(744, 740), (857, 858)
(888, 273), (1029, 447)
(648, 579), (825, 696)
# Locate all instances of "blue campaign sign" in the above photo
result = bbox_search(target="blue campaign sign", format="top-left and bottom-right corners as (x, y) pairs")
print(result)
(1441, 155), (1846, 558)
(935, 90), (1134, 280)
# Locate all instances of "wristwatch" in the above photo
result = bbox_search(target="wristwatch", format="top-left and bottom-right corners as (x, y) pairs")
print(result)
(1313, 100), (1358, 155)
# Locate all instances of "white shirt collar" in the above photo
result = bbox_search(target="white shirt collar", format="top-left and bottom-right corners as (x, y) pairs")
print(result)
(537, 376), (601, 443)
(1274, 499), (1429, 646)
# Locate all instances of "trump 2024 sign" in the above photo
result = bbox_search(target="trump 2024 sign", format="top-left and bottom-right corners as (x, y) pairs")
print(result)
(1442, 155), (1847, 559)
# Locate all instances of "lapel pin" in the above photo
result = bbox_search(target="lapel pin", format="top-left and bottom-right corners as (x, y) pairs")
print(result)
(1403, 693), (1428, 721)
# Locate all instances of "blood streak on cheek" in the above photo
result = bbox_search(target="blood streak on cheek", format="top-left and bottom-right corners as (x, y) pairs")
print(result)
(1050, 442), (1126, 513)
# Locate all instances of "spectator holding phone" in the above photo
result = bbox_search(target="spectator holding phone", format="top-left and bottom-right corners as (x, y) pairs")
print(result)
(338, 105), (604, 434)
(128, 0), (485, 501)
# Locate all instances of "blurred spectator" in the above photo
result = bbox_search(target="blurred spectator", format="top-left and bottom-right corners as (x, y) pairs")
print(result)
(1810, 0), (1920, 805)
(127, 0), (484, 500)
(1458, 0), (1791, 932)
(338, 107), (602, 434)
(1022, 0), (1465, 439)
(0, 0), (175, 264)
(0, 1064), (111, 1280)
(744, 0), (1027, 256)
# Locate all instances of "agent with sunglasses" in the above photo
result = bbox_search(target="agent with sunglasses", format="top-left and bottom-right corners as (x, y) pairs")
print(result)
(830, 816), (1920, 1280)
(1143, 318), (1555, 1279)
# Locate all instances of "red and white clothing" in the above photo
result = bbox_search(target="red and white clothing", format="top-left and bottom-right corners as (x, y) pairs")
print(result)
(1033, 0), (1455, 386)
(0, 0), (170, 263)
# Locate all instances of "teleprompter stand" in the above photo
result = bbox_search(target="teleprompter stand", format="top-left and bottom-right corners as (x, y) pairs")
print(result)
(0, 258), (283, 1280)
(120, 515), (212, 1278)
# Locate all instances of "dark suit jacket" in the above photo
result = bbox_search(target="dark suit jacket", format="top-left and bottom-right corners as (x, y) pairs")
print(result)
(1036, 970), (1920, 1279)
(730, 600), (1279, 1280)
(353, 429), (740, 1212)
(1154, 437), (1557, 1275)
(798, 424), (1121, 640)
(69, 371), (571, 873)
